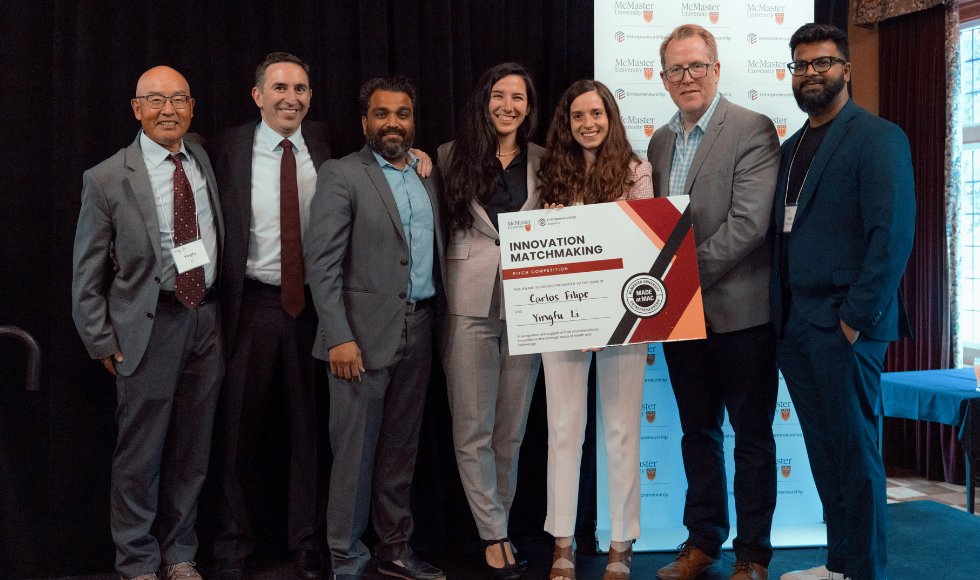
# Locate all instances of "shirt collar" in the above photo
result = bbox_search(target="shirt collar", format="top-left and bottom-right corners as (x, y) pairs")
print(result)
(372, 149), (419, 171)
(667, 92), (722, 137)
(259, 119), (306, 152)
(139, 130), (189, 167)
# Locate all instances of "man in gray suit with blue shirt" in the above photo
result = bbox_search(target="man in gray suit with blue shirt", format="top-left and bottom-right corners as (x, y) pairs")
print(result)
(304, 76), (445, 580)
(647, 25), (780, 580)
(72, 66), (224, 580)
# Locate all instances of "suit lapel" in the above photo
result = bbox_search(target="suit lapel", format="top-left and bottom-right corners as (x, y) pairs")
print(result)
(360, 146), (409, 247)
(655, 132), (675, 197)
(469, 199), (497, 237)
(186, 138), (224, 251)
(682, 97), (728, 196)
(124, 136), (164, 270)
(795, 101), (857, 214)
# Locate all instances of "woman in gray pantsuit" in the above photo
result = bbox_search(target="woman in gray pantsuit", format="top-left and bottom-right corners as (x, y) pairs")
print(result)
(437, 62), (542, 580)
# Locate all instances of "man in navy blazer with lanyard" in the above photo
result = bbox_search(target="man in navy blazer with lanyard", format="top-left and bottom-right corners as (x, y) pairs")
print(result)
(773, 24), (914, 580)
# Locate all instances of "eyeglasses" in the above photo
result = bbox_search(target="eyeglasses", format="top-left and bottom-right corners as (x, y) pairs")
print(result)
(787, 57), (847, 76)
(135, 95), (192, 109)
(663, 62), (715, 83)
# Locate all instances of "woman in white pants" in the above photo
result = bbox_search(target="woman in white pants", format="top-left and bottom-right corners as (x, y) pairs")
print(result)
(537, 80), (653, 580)
(438, 62), (543, 580)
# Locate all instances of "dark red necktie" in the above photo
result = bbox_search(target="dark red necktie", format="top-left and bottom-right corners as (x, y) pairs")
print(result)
(170, 154), (206, 308)
(280, 140), (305, 318)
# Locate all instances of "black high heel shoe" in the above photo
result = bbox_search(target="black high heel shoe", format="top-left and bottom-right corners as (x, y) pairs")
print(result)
(481, 538), (522, 580)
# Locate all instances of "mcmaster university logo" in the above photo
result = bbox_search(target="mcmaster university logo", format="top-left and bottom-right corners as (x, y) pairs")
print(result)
(644, 10), (653, 22)
(644, 67), (654, 80)
(776, 68), (786, 81)
(775, 12), (785, 24)
(709, 11), (719, 23)
(644, 125), (655, 137)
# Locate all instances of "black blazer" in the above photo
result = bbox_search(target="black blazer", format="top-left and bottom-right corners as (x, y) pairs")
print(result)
(205, 119), (331, 356)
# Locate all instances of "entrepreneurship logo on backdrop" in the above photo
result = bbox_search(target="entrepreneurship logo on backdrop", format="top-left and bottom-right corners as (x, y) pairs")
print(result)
(616, 88), (626, 100)
(747, 33), (758, 44)
(641, 460), (658, 481)
(777, 457), (792, 478)
(748, 89), (759, 100)
(616, 31), (626, 42)
(643, 403), (657, 423)
(538, 218), (547, 227)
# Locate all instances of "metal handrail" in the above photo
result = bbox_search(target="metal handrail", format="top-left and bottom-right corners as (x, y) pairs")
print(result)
(0, 326), (40, 391)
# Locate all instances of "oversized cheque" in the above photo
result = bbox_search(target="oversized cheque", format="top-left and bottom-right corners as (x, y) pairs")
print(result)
(499, 196), (706, 355)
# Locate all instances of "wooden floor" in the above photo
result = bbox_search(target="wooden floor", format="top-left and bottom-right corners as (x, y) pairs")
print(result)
(886, 465), (979, 513)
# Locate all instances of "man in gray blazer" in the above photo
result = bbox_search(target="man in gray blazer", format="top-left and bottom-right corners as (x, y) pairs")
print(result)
(304, 77), (445, 580)
(205, 52), (331, 580)
(647, 26), (780, 580)
(72, 66), (224, 580)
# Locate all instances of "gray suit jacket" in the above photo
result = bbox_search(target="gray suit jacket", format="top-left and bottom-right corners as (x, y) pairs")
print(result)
(436, 141), (544, 319)
(72, 133), (224, 376)
(647, 96), (780, 333)
(305, 145), (446, 370)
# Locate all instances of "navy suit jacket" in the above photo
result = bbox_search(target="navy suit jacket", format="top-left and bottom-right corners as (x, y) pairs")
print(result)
(769, 100), (914, 341)
(205, 119), (331, 356)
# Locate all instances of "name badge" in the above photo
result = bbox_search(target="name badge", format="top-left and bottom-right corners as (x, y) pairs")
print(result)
(782, 204), (798, 232)
(172, 239), (210, 273)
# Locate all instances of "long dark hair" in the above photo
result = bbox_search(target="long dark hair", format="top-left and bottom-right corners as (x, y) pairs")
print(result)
(444, 63), (538, 231)
(539, 80), (640, 206)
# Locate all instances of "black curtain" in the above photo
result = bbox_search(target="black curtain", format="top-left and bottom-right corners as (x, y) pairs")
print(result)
(0, 2), (839, 577)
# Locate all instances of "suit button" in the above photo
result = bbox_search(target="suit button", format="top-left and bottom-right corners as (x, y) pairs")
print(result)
(495, 239), (500, 246)
(399, 292), (407, 299)
(154, 277), (161, 283)
(146, 313), (153, 319)
(401, 259), (408, 265)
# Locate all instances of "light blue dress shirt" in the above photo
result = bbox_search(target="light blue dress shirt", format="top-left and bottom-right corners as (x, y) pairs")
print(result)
(667, 92), (721, 197)
(372, 150), (435, 302)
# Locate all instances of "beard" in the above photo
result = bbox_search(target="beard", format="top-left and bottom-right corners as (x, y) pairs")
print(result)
(792, 73), (847, 114)
(366, 125), (414, 161)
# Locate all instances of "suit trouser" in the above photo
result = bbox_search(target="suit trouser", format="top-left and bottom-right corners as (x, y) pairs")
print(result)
(212, 281), (318, 559)
(326, 305), (432, 578)
(111, 299), (223, 579)
(542, 344), (646, 541)
(443, 279), (540, 540)
(662, 323), (778, 565)
(776, 299), (888, 580)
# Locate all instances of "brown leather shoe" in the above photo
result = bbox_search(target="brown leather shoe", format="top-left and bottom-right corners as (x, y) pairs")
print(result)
(730, 561), (768, 580)
(657, 543), (722, 580)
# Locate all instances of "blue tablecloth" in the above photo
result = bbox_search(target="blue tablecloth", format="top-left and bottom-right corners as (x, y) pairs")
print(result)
(881, 368), (980, 454)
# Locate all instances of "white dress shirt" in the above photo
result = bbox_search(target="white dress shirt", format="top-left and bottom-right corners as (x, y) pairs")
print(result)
(246, 120), (318, 285)
(140, 131), (217, 290)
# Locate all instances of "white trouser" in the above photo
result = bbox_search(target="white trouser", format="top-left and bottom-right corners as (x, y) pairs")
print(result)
(542, 344), (646, 541)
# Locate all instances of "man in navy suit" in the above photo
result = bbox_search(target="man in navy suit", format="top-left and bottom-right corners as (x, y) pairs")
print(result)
(773, 24), (914, 580)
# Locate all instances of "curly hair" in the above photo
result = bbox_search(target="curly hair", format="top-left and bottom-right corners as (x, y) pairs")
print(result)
(443, 63), (538, 232)
(538, 80), (640, 206)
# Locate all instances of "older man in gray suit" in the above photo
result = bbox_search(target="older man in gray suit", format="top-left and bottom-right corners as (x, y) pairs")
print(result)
(304, 76), (445, 580)
(647, 25), (780, 580)
(72, 66), (224, 580)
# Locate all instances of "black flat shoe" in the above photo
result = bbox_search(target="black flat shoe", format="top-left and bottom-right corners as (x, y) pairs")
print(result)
(480, 538), (522, 580)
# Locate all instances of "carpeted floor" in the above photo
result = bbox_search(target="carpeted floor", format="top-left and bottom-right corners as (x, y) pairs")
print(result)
(36, 498), (979, 580)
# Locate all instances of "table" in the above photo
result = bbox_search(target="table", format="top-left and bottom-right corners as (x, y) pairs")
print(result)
(879, 368), (980, 513)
